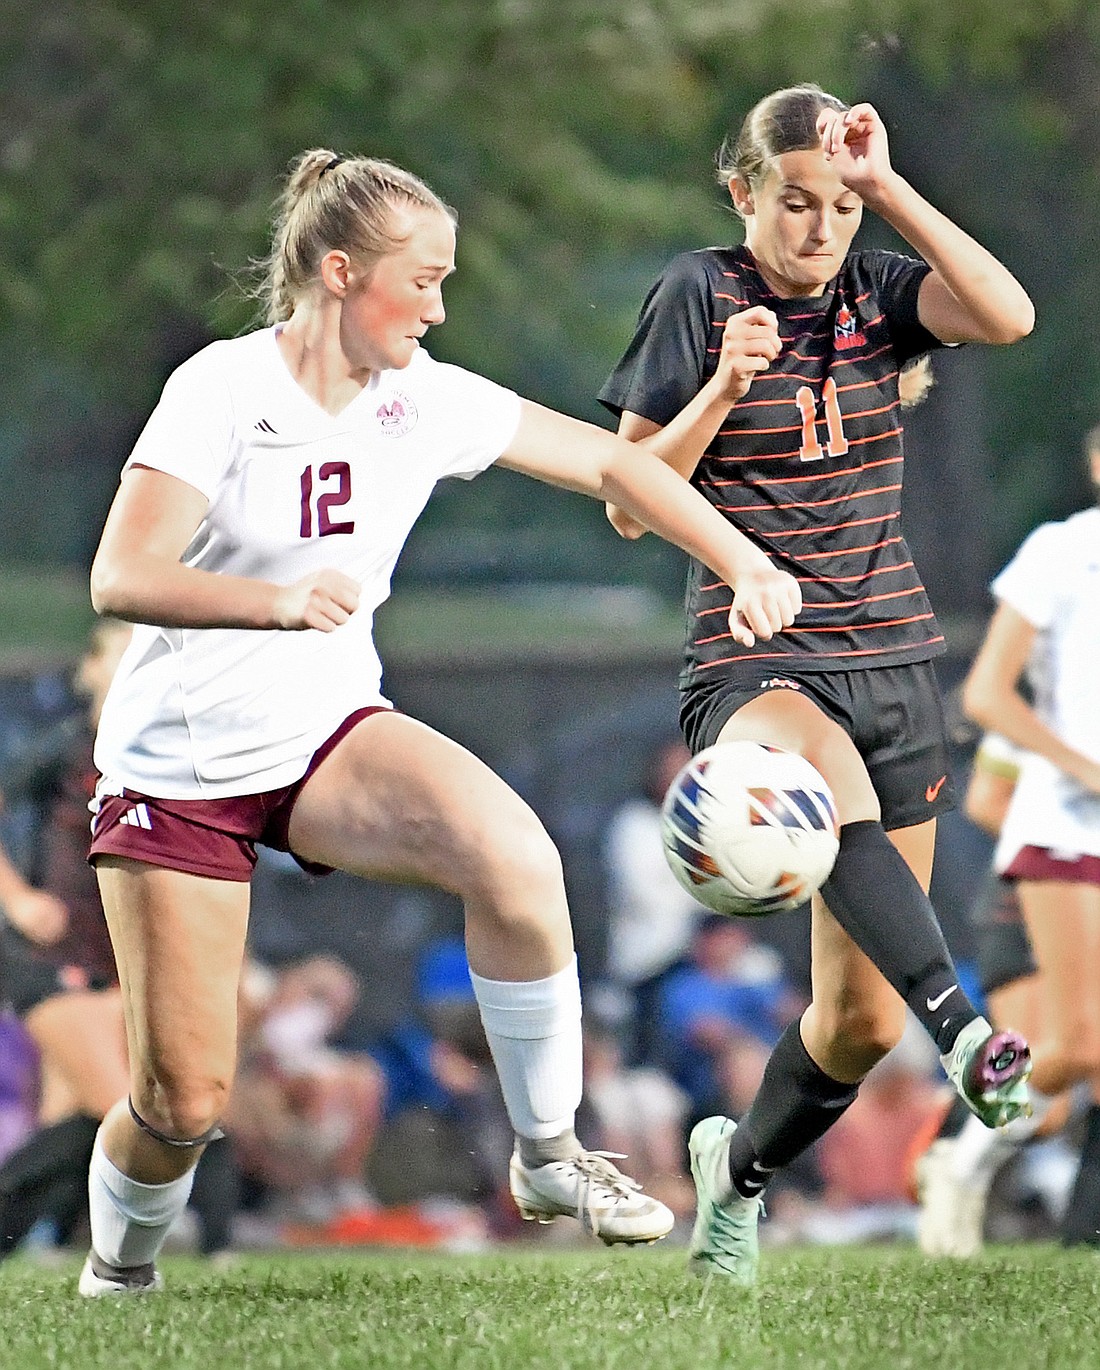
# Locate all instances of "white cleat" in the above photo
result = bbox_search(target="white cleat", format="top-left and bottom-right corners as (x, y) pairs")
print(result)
(508, 1149), (674, 1245)
(915, 1138), (988, 1258)
(78, 1251), (163, 1296)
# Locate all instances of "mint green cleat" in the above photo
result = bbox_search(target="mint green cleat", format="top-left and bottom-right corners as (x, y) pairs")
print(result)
(941, 1017), (1032, 1129)
(687, 1116), (762, 1285)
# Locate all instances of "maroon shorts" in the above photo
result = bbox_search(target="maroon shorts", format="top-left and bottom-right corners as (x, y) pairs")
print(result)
(1002, 845), (1100, 886)
(88, 706), (390, 882)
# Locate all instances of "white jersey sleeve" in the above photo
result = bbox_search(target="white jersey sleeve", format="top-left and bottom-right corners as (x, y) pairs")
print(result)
(990, 508), (1100, 867)
(989, 521), (1069, 630)
(422, 358), (522, 481)
(125, 345), (236, 499)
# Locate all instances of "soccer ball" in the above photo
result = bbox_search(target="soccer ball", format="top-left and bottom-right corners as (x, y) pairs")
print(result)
(660, 741), (840, 918)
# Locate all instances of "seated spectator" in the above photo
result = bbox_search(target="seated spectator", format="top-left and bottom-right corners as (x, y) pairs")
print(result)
(658, 914), (803, 1118)
(582, 1021), (695, 1220)
(228, 954), (385, 1225)
(602, 739), (706, 1065)
(0, 622), (236, 1260)
(365, 937), (512, 1234)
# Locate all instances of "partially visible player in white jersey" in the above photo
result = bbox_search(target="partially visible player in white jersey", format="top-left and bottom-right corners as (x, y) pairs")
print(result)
(77, 149), (805, 1295)
(960, 422), (1100, 1249)
(915, 731), (1074, 1256)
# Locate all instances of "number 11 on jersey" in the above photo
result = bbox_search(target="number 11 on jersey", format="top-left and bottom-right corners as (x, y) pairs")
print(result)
(795, 378), (849, 462)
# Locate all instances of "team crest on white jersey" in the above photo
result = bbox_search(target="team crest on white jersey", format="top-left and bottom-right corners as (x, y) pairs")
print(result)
(377, 392), (418, 437)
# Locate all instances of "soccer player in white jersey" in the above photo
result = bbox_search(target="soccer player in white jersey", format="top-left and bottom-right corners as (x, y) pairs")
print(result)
(77, 149), (805, 1294)
(959, 423), (1100, 1248)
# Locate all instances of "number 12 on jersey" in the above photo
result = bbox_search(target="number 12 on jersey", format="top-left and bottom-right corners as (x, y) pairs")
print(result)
(300, 462), (355, 538)
(795, 378), (849, 462)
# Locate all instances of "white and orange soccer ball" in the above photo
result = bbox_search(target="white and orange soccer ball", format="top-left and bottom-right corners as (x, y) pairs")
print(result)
(660, 741), (840, 918)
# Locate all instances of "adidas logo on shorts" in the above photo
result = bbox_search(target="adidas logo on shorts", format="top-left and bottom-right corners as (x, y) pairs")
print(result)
(118, 803), (153, 830)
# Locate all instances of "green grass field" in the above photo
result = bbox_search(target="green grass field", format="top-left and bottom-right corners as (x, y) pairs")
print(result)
(2, 1243), (1097, 1370)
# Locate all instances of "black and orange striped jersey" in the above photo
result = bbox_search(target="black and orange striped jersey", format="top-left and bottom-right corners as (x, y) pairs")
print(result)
(599, 244), (948, 684)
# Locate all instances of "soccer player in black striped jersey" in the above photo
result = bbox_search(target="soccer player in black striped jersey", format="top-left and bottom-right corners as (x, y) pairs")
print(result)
(598, 85), (1036, 1284)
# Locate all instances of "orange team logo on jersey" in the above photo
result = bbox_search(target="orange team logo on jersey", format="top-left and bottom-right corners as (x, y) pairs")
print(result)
(759, 677), (802, 691)
(834, 304), (867, 351)
(925, 774), (947, 802)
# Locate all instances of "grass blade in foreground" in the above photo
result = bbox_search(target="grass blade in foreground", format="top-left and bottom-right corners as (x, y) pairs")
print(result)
(0, 1243), (1094, 1370)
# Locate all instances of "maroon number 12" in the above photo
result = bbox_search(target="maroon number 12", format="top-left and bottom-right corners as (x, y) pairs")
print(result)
(299, 462), (355, 537)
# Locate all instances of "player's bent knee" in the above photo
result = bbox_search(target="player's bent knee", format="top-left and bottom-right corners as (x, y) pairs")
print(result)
(471, 809), (564, 903)
(129, 1096), (225, 1148)
(133, 1076), (232, 1143)
(821, 1005), (904, 1062)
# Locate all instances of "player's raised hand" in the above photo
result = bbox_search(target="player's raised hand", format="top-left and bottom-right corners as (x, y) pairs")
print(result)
(728, 559), (802, 648)
(714, 307), (782, 402)
(817, 102), (893, 203)
(273, 570), (361, 631)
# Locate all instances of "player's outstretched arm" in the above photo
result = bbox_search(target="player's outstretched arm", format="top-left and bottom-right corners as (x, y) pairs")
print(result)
(818, 103), (1034, 346)
(497, 399), (801, 646)
(963, 601), (1100, 796)
(90, 466), (360, 632)
(606, 305), (782, 540)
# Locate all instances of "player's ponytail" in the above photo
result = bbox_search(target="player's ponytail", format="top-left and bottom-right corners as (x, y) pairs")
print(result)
(256, 150), (456, 324)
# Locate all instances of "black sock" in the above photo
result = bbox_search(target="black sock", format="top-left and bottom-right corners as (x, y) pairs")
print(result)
(726, 1020), (859, 1199)
(1061, 1105), (1100, 1247)
(820, 819), (977, 1054)
(936, 1095), (971, 1141)
(188, 1137), (241, 1257)
(0, 1113), (99, 1256)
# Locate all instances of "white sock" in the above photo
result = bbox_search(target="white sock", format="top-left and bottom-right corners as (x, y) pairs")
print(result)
(469, 956), (583, 1141)
(88, 1135), (197, 1268)
(952, 1086), (1053, 1186)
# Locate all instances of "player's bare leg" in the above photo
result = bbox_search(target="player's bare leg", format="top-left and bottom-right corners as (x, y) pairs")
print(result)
(79, 861), (248, 1295)
(0, 990), (130, 1261)
(288, 710), (673, 1244)
(1019, 878), (1100, 1245)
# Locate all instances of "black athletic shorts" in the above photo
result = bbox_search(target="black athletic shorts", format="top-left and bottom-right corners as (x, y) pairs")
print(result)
(680, 660), (956, 832)
(970, 869), (1037, 997)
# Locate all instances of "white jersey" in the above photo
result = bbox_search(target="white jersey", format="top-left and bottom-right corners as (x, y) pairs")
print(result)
(992, 506), (1100, 868)
(95, 328), (521, 798)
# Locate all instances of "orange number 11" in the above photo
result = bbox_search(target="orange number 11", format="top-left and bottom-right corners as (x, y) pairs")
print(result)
(795, 378), (849, 462)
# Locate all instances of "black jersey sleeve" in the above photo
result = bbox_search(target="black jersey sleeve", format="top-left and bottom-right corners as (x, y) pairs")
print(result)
(598, 252), (713, 426)
(861, 250), (943, 363)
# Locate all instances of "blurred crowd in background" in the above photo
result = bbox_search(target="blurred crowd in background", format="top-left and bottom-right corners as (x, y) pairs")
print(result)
(0, 635), (1079, 1262)
(4, 0), (1100, 1273)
